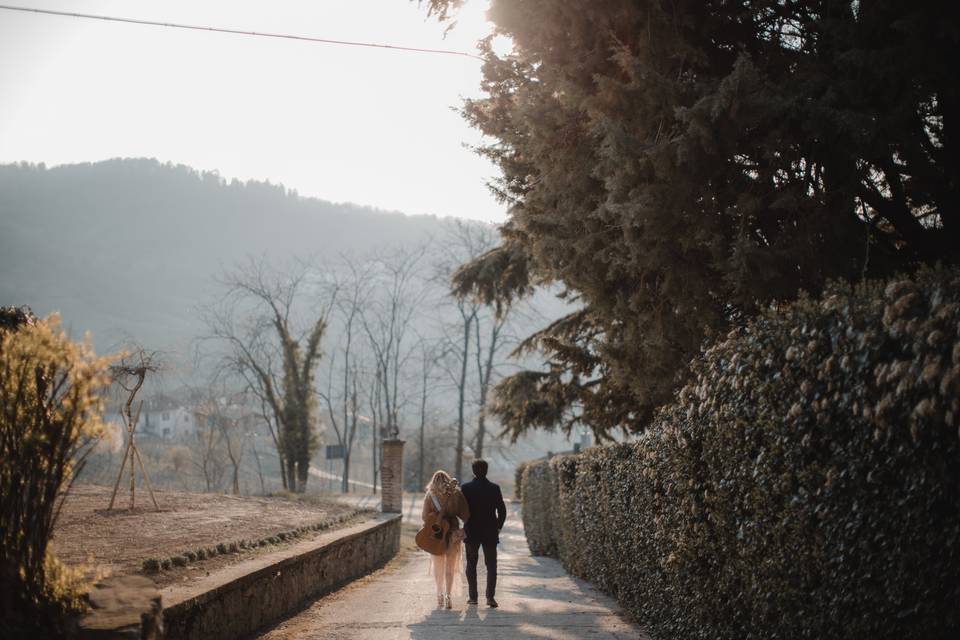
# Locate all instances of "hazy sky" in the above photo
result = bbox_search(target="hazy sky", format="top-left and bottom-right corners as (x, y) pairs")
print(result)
(0, 0), (508, 222)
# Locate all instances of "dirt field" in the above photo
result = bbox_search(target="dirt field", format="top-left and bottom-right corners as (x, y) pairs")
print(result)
(52, 484), (367, 586)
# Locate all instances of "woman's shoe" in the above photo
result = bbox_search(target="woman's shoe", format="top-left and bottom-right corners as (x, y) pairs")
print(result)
(437, 593), (444, 607)
(444, 594), (452, 609)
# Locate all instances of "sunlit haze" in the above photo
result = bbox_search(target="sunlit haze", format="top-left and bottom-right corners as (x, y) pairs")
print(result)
(0, 0), (507, 222)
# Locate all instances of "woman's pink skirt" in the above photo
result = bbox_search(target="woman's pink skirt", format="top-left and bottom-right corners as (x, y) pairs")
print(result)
(428, 531), (464, 595)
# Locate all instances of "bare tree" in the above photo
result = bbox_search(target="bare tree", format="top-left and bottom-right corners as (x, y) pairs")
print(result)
(218, 410), (247, 496)
(202, 257), (335, 493)
(249, 382), (286, 489)
(451, 299), (478, 481)
(107, 347), (162, 511)
(320, 355), (365, 493)
(249, 432), (268, 495)
(437, 221), (497, 480)
(472, 306), (511, 459)
(415, 337), (445, 490)
(368, 366), (384, 494)
(360, 245), (431, 441)
(318, 257), (374, 493)
(192, 404), (225, 492)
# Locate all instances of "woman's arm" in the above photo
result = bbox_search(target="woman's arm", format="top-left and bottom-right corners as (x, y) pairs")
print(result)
(422, 494), (434, 523)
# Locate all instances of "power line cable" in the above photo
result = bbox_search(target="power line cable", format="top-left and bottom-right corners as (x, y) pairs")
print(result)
(0, 3), (484, 60)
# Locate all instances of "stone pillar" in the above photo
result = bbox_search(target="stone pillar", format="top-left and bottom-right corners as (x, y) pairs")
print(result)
(380, 438), (405, 514)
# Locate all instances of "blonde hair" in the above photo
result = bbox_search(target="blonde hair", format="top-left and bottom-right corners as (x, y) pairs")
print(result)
(427, 469), (457, 498)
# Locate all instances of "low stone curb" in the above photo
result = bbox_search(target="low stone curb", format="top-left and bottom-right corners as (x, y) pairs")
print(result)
(77, 513), (401, 639)
(162, 513), (401, 640)
(141, 508), (375, 574)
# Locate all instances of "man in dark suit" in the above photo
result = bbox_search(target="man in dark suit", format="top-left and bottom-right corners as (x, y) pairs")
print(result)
(460, 459), (507, 608)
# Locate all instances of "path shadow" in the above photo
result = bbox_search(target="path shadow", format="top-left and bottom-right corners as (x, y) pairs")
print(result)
(406, 602), (632, 640)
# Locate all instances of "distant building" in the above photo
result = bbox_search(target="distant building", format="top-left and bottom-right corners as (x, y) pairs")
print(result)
(102, 389), (291, 445)
(103, 404), (195, 441)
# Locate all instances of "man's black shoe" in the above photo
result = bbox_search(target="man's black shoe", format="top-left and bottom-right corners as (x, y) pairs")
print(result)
(466, 598), (478, 605)
(486, 598), (499, 608)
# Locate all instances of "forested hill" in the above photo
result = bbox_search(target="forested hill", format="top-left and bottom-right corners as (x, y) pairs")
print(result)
(0, 159), (450, 353)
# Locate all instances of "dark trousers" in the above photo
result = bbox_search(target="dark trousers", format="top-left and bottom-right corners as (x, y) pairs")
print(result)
(465, 539), (498, 600)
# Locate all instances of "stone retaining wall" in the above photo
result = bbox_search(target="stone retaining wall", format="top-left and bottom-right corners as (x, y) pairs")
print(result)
(160, 513), (400, 640)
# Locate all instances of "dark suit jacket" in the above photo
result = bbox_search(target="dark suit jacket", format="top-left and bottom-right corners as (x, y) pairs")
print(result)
(461, 477), (507, 544)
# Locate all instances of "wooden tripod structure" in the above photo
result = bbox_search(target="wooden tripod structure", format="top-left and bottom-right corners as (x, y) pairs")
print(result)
(108, 350), (161, 511)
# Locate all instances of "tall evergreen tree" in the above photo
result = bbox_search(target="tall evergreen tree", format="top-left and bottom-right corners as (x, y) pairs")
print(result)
(426, 0), (960, 438)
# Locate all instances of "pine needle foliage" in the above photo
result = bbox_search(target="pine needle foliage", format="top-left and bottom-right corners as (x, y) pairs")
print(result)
(428, 0), (960, 438)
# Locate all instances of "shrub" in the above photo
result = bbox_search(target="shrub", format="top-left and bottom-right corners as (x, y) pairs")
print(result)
(0, 311), (114, 633)
(514, 461), (528, 500)
(520, 460), (560, 556)
(141, 559), (161, 574)
(159, 559), (172, 571)
(520, 268), (960, 640)
(216, 543), (228, 555)
(171, 555), (187, 568)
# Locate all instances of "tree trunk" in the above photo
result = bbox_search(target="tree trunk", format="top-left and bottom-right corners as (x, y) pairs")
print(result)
(296, 456), (309, 493)
(341, 451), (351, 493)
(231, 464), (240, 495)
(475, 403), (487, 460)
(475, 323), (497, 460)
(419, 360), (428, 490)
(418, 411), (426, 492)
(454, 314), (471, 482)
(278, 453), (288, 491)
(251, 439), (267, 495)
(286, 458), (296, 493)
(371, 414), (379, 495)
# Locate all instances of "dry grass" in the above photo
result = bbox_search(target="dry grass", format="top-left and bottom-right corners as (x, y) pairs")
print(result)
(52, 484), (360, 586)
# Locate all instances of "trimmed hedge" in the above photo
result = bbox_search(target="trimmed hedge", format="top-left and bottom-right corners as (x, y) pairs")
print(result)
(514, 461), (529, 501)
(520, 268), (960, 639)
(520, 460), (560, 556)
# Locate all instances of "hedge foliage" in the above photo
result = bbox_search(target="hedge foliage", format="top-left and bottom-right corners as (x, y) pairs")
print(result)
(514, 461), (529, 501)
(520, 268), (960, 639)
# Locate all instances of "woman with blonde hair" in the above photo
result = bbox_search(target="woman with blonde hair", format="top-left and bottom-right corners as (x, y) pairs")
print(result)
(422, 469), (470, 609)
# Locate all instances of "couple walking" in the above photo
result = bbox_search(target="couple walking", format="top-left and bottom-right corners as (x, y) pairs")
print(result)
(420, 459), (507, 610)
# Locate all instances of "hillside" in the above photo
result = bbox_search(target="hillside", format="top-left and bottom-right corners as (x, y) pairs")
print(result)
(0, 159), (449, 353)
(0, 158), (579, 469)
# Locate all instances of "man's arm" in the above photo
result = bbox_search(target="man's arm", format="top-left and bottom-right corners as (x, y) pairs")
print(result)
(495, 485), (507, 530)
(458, 490), (471, 524)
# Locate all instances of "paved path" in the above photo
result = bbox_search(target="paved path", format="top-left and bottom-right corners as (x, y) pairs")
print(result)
(256, 503), (647, 639)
